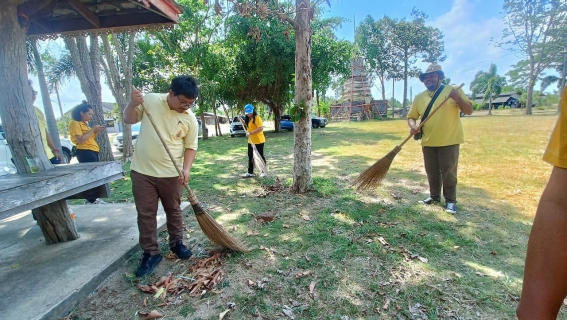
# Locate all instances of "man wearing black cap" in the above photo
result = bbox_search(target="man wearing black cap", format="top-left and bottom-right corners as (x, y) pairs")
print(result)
(407, 63), (473, 214)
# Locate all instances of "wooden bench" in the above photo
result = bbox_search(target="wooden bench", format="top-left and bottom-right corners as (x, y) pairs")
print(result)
(0, 161), (124, 243)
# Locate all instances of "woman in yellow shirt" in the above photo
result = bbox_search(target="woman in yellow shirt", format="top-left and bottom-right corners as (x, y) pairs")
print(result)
(242, 104), (267, 178)
(68, 101), (106, 204)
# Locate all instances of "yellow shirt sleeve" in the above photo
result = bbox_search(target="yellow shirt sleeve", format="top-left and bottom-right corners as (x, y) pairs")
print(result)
(543, 88), (567, 168)
(68, 120), (82, 145)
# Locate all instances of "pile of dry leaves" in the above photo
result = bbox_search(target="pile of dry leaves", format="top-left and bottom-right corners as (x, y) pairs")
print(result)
(135, 251), (227, 318)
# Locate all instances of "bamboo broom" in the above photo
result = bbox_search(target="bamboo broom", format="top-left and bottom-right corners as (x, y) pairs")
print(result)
(353, 83), (465, 190)
(238, 116), (268, 176)
(132, 86), (249, 252)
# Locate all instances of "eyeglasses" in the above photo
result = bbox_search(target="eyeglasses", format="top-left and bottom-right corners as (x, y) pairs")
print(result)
(176, 95), (196, 108)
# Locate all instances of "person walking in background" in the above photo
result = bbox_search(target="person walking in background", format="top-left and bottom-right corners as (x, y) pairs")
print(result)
(407, 63), (473, 214)
(29, 80), (62, 164)
(241, 104), (267, 178)
(68, 101), (107, 204)
(124, 75), (199, 277)
(516, 87), (567, 320)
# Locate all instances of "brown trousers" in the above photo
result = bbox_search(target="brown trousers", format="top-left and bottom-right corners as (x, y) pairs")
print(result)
(131, 170), (184, 255)
(422, 144), (460, 203)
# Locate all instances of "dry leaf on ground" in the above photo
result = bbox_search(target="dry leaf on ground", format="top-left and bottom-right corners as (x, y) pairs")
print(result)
(308, 281), (316, 299)
(295, 270), (313, 278)
(219, 309), (230, 319)
(138, 310), (163, 320)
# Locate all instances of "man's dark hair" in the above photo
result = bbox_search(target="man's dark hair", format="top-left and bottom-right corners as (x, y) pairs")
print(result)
(71, 101), (93, 121)
(170, 75), (198, 99)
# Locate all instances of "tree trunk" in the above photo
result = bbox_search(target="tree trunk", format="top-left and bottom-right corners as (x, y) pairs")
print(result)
(200, 112), (208, 139)
(380, 74), (386, 101)
(391, 78), (395, 119)
(35, 200), (79, 244)
(65, 35), (114, 161)
(212, 102), (222, 137)
(31, 39), (63, 153)
(0, 0), (76, 243)
(526, 80), (534, 115)
(273, 104), (282, 133)
(488, 96), (493, 115)
(101, 33), (135, 160)
(0, 1), (52, 174)
(55, 87), (68, 138)
(316, 90), (320, 116)
(402, 52), (408, 118)
(291, 0), (313, 193)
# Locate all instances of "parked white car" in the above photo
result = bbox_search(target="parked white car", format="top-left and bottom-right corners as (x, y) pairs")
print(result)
(113, 123), (141, 152)
(0, 128), (75, 168)
(230, 116), (246, 137)
(0, 132), (12, 170)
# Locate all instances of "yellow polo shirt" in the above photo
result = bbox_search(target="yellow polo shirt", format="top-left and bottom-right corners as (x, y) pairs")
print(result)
(131, 93), (199, 178)
(408, 85), (472, 147)
(34, 107), (54, 159)
(543, 88), (567, 168)
(247, 115), (266, 145)
(68, 120), (99, 152)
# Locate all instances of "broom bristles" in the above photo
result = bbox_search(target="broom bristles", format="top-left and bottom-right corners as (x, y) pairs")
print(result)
(191, 203), (251, 252)
(251, 144), (268, 174)
(187, 190), (250, 252)
(353, 146), (402, 190)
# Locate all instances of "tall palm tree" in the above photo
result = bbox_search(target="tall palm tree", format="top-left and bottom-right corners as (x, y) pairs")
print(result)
(45, 53), (75, 137)
(470, 64), (507, 115)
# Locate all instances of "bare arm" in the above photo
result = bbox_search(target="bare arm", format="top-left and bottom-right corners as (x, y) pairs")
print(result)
(407, 118), (420, 135)
(45, 130), (62, 161)
(74, 126), (103, 145)
(449, 89), (473, 115)
(517, 166), (567, 319)
(248, 126), (264, 135)
(179, 148), (197, 185)
(124, 88), (144, 124)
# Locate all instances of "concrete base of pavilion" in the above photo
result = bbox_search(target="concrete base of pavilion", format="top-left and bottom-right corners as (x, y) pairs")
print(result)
(0, 202), (191, 320)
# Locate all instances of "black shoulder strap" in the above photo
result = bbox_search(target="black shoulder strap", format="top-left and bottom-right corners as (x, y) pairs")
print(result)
(420, 85), (445, 124)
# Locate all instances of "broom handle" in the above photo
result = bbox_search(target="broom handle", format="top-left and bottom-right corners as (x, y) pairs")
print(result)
(398, 83), (465, 148)
(238, 116), (253, 143)
(132, 86), (198, 205)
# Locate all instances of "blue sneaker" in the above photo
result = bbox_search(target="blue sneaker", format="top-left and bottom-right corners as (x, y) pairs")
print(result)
(445, 202), (457, 214)
(136, 253), (162, 277)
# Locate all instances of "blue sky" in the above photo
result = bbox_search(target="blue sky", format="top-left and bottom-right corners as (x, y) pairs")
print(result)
(321, 0), (523, 102)
(31, 0), (523, 117)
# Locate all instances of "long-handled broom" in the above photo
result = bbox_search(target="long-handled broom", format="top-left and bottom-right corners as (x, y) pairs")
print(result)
(353, 83), (465, 191)
(238, 116), (268, 176)
(132, 86), (249, 252)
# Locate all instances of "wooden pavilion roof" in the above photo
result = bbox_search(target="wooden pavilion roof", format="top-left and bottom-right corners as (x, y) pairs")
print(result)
(18, 0), (184, 38)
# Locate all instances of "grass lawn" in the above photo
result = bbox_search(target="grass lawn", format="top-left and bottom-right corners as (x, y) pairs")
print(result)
(70, 108), (564, 320)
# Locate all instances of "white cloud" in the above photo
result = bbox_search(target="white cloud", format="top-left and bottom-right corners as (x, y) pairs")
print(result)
(430, 0), (521, 90)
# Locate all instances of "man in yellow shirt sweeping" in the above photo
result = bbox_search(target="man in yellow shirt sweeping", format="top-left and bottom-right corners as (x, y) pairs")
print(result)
(407, 64), (473, 214)
(124, 75), (199, 277)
